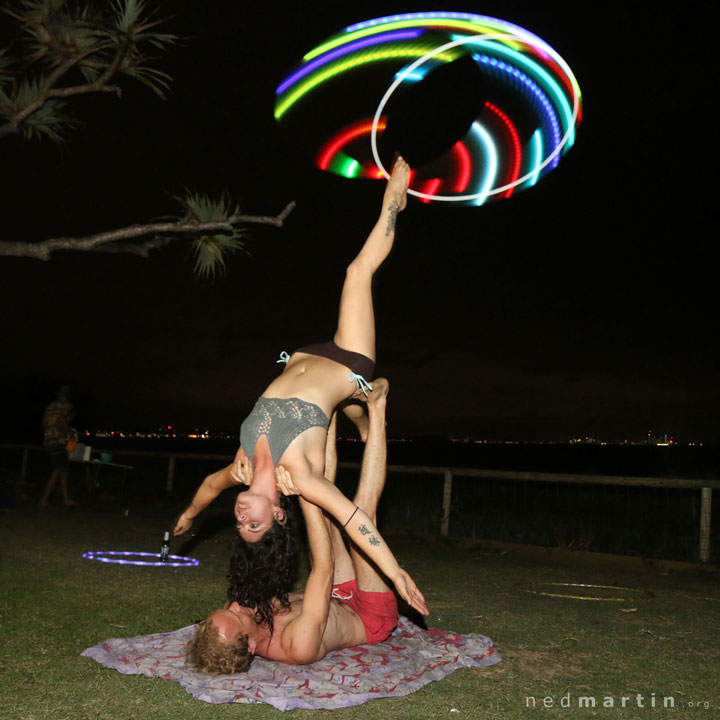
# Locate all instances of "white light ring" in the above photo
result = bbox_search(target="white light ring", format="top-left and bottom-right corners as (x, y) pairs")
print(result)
(82, 550), (200, 567)
(370, 32), (580, 202)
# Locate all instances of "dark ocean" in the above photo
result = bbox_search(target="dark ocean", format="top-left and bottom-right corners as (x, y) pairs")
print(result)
(91, 435), (720, 481)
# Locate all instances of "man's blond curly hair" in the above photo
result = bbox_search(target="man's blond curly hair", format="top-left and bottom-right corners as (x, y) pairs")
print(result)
(185, 620), (254, 675)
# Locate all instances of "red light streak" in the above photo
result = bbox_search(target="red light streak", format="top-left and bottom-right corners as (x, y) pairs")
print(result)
(485, 102), (521, 198)
(316, 118), (387, 170)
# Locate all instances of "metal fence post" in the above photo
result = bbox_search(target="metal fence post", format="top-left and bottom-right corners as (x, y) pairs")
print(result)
(20, 446), (29, 485)
(441, 469), (453, 536)
(167, 456), (175, 493)
(699, 487), (712, 563)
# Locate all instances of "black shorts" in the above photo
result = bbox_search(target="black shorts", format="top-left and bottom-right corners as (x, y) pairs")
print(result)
(46, 444), (69, 469)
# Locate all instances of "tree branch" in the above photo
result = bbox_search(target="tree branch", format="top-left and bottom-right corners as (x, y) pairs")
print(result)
(0, 202), (297, 261)
(0, 28), (130, 138)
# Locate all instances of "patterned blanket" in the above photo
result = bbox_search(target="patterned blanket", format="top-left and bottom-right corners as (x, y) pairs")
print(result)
(81, 617), (500, 711)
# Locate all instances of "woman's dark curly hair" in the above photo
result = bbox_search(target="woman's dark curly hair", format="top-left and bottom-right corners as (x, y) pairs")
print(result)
(227, 494), (300, 635)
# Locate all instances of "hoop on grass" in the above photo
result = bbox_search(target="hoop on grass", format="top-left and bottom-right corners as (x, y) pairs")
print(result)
(82, 551), (200, 568)
(526, 582), (655, 602)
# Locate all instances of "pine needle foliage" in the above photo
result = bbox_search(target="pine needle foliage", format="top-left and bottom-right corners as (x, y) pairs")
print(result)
(180, 192), (247, 280)
(0, 0), (176, 142)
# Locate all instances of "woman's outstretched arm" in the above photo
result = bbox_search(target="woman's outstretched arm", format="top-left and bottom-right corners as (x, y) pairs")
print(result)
(172, 447), (249, 535)
(283, 465), (427, 615)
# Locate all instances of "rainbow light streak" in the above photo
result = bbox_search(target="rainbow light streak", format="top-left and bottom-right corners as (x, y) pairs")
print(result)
(524, 130), (544, 188)
(466, 39), (576, 144)
(316, 119), (387, 170)
(303, 17), (525, 62)
(452, 141), (472, 192)
(275, 47), (459, 119)
(82, 550), (200, 568)
(345, 12), (552, 54)
(474, 54), (562, 169)
(278, 16), (580, 205)
(370, 32), (575, 201)
(469, 121), (498, 206)
(484, 102), (522, 198)
(276, 30), (422, 95)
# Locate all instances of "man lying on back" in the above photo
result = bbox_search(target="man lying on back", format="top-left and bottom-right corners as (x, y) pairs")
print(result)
(186, 379), (427, 673)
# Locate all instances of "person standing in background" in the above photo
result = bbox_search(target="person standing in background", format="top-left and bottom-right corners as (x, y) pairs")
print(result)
(39, 385), (77, 508)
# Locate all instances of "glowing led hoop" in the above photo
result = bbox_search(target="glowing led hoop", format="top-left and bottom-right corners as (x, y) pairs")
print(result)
(275, 12), (582, 206)
(369, 32), (580, 202)
(82, 551), (200, 568)
(526, 583), (655, 602)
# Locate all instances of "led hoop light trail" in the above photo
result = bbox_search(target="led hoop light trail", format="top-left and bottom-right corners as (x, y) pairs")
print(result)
(369, 32), (580, 202)
(82, 551), (200, 568)
(274, 12), (582, 206)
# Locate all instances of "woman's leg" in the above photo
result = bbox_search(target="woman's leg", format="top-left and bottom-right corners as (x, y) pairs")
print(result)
(40, 467), (60, 507)
(333, 157), (410, 360)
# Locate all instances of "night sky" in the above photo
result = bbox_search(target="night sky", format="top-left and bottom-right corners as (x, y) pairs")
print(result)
(1, 1), (716, 443)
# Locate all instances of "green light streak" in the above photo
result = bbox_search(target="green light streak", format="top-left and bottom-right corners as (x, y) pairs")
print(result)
(524, 129), (543, 188)
(331, 155), (361, 178)
(303, 19), (524, 62)
(275, 47), (459, 120)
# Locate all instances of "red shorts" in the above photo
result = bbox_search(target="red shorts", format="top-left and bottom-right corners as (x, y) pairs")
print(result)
(331, 579), (398, 645)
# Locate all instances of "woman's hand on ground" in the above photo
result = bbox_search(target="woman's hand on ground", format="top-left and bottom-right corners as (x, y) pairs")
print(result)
(230, 447), (253, 485)
(393, 568), (429, 615)
(275, 465), (301, 496)
(172, 512), (193, 536)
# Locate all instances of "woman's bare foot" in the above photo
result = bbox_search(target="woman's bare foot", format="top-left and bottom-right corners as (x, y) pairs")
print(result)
(385, 156), (410, 212)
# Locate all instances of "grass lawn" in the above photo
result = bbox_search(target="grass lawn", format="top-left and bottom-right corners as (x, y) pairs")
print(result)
(1, 500), (719, 719)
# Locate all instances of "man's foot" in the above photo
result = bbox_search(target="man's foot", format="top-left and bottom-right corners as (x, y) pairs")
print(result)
(63, 498), (78, 507)
(366, 377), (389, 405)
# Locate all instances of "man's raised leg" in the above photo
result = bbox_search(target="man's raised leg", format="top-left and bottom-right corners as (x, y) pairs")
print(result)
(348, 378), (393, 593)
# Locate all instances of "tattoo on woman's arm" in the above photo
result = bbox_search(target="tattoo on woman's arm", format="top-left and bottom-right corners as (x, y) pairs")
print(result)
(359, 524), (381, 546)
(385, 199), (400, 236)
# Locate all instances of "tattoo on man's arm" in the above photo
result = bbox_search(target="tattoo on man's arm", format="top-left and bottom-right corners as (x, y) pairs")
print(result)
(359, 524), (371, 536)
(384, 199), (399, 236)
(369, 535), (380, 546)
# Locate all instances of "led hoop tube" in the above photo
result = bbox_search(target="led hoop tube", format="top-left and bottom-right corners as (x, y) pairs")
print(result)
(370, 32), (580, 202)
(82, 550), (200, 568)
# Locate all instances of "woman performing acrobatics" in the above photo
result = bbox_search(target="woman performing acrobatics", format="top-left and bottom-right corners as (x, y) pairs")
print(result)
(174, 158), (427, 616)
